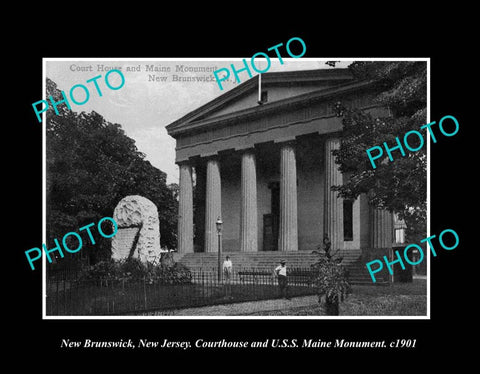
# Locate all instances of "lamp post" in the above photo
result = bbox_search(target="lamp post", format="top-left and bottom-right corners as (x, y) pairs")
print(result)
(216, 216), (223, 282)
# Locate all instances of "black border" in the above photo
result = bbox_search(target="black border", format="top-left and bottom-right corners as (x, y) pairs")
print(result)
(11, 19), (472, 364)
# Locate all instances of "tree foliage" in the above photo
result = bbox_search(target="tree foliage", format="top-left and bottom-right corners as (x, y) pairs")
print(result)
(331, 61), (427, 241)
(46, 79), (178, 263)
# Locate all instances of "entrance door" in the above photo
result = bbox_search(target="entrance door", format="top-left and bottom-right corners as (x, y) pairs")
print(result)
(263, 182), (280, 251)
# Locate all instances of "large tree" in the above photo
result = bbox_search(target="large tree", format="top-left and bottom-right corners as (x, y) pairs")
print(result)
(46, 79), (178, 263)
(330, 61), (427, 241)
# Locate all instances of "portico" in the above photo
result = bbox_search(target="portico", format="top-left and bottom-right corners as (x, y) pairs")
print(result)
(166, 69), (394, 256)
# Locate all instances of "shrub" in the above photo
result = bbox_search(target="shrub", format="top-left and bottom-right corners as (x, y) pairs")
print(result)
(119, 258), (147, 279)
(152, 262), (192, 284)
(77, 257), (192, 285)
(311, 252), (351, 315)
(78, 259), (120, 280)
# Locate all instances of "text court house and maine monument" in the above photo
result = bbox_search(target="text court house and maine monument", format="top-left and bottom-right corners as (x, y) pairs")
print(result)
(166, 68), (403, 268)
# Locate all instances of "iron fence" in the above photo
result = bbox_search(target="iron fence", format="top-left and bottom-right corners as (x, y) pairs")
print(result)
(46, 267), (318, 316)
(47, 267), (82, 282)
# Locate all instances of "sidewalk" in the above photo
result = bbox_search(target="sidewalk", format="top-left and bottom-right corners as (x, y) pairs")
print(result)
(413, 275), (427, 280)
(137, 295), (321, 316)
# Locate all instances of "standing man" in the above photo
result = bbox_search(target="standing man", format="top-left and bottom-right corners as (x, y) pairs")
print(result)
(222, 255), (233, 299)
(275, 259), (290, 300)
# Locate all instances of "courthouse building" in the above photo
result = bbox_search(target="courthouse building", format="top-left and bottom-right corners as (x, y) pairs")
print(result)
(166, 68), (401, 265)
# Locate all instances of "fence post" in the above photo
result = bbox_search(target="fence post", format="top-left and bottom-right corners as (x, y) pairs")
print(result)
(143, 276), (147, 310)
(55, 278), (59, 315)
(63, 278), (67, 315)
(208, 271), (212, 299)
(112, 286), (115, 315)
(202, 271), (205, 299)
(69, 278), (74, 315)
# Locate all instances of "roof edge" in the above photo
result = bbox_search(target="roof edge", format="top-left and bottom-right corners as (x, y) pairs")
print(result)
(165, 68), (354, 133)
(168, 78), (377, 137)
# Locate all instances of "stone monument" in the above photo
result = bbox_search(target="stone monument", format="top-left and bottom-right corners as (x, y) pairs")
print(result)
(111, 195), (162, 264)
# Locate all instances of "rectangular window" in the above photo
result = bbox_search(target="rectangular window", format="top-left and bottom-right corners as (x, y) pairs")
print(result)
(393, 213), (406, 244)
(395, 228), (405, 243)
(343, 200), (353, 241)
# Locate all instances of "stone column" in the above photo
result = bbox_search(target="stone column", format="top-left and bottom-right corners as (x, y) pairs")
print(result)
(278, 142), (298, 252)
(240, 149), (258, 252)
(177, 163), (194, 253)
(204, 157), (221, 253)
(370, 207), (393, 248)
(193, 164), (206, 252)
(324, 137), (344, 252)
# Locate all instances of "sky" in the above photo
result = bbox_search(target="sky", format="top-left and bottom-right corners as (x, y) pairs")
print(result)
(45, 58), (351, 184)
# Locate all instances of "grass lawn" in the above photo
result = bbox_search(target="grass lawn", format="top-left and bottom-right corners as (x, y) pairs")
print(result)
(47, 278), (427, 317)
(46, 279), (315, 316)
(247, 279), (427, 316)
(340, 279), (427, 316)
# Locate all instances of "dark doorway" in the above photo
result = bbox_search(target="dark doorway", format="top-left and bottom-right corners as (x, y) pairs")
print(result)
(263, 182), (280, 251)
(343, 200), (353, 241)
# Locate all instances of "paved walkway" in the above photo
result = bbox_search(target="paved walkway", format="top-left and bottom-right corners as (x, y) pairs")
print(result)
(413, 275), (427, 280)
(137, 295), (321, 316)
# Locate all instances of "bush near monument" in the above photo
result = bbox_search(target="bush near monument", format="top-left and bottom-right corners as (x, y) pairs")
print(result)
(77, 256), (192, 285)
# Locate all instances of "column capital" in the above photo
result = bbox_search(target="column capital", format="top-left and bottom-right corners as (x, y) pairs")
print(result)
(324, 136), (341, 149)
(274, 137), (297, 146)
(235, 145), (256, 154)
(177, 160), (192, 167)
(199, 151), (220, 160)
(202, 154), (220, 162)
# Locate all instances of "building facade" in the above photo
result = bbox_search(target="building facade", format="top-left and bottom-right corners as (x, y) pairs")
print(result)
(166, 69), (395, 257)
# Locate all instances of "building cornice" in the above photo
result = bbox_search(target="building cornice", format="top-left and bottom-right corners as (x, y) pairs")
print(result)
(165, 69), (355, 135)
(167, 78), (377, 138)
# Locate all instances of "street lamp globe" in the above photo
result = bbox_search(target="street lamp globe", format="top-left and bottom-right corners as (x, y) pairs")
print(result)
(216, 216), (223, 233)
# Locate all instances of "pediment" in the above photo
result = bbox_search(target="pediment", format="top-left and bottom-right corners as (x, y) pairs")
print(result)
(166, 69), (355, 137)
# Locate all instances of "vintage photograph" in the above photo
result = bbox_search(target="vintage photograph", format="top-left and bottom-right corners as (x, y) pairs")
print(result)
(43, 58), (428, 318)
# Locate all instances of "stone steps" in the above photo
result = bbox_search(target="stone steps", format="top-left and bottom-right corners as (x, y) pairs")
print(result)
(346, 261), (389, 285)
(178, 251), (354, 269)
(176, 250), (388, 285)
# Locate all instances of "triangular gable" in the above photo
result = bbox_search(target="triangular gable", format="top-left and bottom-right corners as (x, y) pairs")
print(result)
(166, 69), (354, 136)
